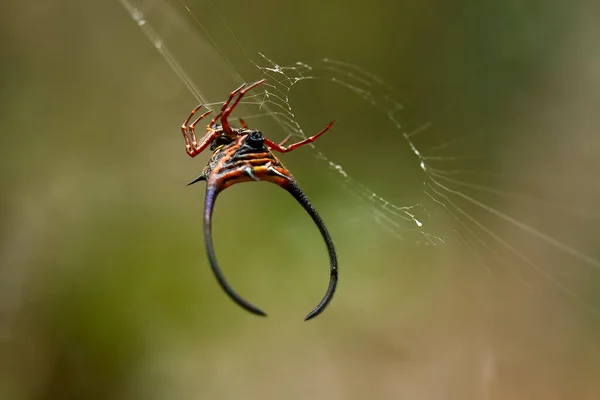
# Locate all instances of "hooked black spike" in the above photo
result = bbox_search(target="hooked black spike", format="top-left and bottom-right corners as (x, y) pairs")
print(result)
(283, 180), (338, 321)
(203, 186), (267, 317)
(187, 173), (206, 186)
(198, 171), (336, 320)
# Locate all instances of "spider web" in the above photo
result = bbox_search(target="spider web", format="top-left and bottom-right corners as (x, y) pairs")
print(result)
(117, 0), (600, 317)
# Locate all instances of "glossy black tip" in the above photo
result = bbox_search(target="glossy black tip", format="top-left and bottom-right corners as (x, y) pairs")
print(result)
(304, 269), (338, 321)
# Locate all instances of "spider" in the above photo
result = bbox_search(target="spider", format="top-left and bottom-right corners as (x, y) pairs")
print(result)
(180, 79), (338, 321)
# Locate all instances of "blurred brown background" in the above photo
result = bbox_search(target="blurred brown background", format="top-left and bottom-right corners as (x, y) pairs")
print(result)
(1, 0), (599, 399)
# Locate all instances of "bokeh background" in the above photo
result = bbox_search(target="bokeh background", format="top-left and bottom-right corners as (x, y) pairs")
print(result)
(1, 0), (600, 399)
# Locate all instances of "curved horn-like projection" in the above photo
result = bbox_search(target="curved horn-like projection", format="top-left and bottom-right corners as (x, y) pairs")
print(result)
(203, 186), (267, 317)
(202, 181), (337, 321)
(283, 181), (338, 321)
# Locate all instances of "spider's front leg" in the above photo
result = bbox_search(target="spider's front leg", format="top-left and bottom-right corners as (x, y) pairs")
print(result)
(181, 104), (216, 157)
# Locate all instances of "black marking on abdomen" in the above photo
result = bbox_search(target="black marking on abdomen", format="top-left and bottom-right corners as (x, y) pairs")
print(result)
(230, 151), (272, 162)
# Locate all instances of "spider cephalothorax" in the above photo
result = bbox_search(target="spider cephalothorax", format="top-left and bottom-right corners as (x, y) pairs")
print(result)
(180, 79), (337, 321)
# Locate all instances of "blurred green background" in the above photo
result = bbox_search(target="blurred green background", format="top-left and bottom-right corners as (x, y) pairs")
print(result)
(1, 0), (599, 399)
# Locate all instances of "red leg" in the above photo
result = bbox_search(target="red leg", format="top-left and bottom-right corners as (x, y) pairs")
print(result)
(220, 79), (266, 133)
(264, 120), (335, 153)
(181, 104), (204, 150)
(187, 130), (220, 157)
(189, 109), (213, 147)
(182, 104), (215, 157)
(208, 82), (247, 130)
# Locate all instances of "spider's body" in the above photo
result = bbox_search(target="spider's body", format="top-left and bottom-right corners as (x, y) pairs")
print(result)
(180, 79), (337, 321)
(192, 129), (293, 191)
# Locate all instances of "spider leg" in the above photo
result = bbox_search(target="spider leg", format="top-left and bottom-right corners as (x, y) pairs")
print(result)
(220, 79), (266, 134)
(181, 107), (219, 158)
(264, 120), (335, 153)
(189, 109), (213, 147)
(180, 105), (219, 157)
(203, 185), (267, 317)
(208, 82), (247, 129)
(182, 106), (216, 157)
(239, 118), (249, 129)
(181, 104), (205, 155)
(187, 129), (220, 158)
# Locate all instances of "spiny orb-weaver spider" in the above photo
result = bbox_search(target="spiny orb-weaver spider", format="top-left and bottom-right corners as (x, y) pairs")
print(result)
(181, 79), (338, 321)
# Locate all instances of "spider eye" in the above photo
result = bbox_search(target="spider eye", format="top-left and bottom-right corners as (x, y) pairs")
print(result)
(246, 131), (264, 149)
